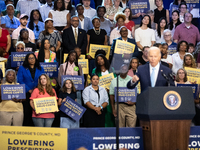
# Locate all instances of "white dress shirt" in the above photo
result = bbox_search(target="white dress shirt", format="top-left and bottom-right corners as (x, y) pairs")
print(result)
(72, 26), (78, 38)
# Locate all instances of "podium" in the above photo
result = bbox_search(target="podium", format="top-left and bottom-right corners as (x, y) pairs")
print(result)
(137, 87), (195, 150)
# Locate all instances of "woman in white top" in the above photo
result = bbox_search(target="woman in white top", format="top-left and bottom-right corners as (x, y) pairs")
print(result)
(135, 15), (155, 51)
(155, 17), (167, 43)
(48, 0), (70, 32)
(174, 68), (191, 86)
(172, 41), (191, 74)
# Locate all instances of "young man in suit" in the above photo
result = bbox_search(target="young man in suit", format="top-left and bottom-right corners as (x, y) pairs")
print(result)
(62, 15), (87, 55)
(127, 47), (174, 93)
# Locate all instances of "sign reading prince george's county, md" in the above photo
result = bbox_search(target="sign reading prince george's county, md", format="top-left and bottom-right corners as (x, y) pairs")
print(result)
(11, 52), (32, 67)
(115, 87), (137, 102)
(1, 84), (26, 100)
(0, 126), (67, 150)
(33, 97), (58, 114)
(60, 96), (86, 121)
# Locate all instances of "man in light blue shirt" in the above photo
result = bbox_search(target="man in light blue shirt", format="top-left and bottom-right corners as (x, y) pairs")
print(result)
(1, 4), (20, 35)
(39, 0), (54, 22)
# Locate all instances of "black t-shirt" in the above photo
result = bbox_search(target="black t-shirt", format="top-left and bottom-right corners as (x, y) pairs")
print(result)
(87, 29), (107, 45)
(25, 42), (36, 52)
(58, 91), (77, 117)
(154, 8), (167, 24)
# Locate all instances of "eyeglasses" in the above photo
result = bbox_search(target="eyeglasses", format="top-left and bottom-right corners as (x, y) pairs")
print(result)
(10, 19), (14, 24)
(178, 72), (185, 74)
(180, 7), (186, 9)
(28, 57), (35, 60)
(35, 25), (39, 31)
(164, 34), (171, 37)
(17, 47), (24, 50)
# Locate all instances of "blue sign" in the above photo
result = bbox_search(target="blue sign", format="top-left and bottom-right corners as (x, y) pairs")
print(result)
(186, 0), (199, 9)
(68, 127), (144, 150)
(128, 0), (150, 14)
(61, 75), (84, 90)
(115, 87), (137, 102)
(1, 84), (26, 100)
(11, 52), (32, 67)
(59, 96), (86, 121)
(177, 84), (198, 99)
(168, 43), (177, 55)
(189, 126), (200, 149)
(40, 62), (58, 78)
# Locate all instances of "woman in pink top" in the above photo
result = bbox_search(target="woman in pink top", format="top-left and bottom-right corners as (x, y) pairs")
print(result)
(30, 74), (58, 127)
(58, 50), (83, 86)
(127, 57), (139, 77)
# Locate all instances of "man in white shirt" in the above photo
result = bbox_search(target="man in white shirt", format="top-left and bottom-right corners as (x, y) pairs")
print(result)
(12, 14), (35, 47)
(82, 0), (96, 20)
(16, 0), (41, 18)
(39, 0), (53, 22)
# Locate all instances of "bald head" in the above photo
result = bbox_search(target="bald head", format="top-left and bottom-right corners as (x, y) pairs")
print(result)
(148, 47), (161, 67)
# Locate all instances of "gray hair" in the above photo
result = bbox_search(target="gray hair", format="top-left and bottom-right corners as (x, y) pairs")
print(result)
(3, 69), (17, 84)
(163, 29), (172, 35)
(15, 41), (25, 48)
(148, 46), (161, 57)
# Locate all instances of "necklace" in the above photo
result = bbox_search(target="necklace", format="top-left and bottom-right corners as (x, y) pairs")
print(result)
(93, 28), (101, 35)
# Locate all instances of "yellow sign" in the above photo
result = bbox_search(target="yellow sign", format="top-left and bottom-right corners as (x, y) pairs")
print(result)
(0, 126), (67, 150)
(78, 59), (89, 74)
(89, 44), (110, 59)
(33, 97), (58, 114)
(185, 67), (200, 84)
(99, 73), (114, 89)
(0, 62), (5, 77)
(114, 40), (135, 54)
(63, 54), (85, 63)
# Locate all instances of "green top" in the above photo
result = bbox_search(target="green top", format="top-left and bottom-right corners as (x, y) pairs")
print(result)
(1, 9), (20, 17)
(92, 67), (117, 77)
(109, 75), (132, 95)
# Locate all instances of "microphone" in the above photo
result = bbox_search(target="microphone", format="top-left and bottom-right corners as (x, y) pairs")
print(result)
(161, 70), (170, 87)
(169, 73), (174, 81)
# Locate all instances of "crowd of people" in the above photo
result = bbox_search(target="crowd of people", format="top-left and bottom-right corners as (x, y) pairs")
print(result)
(0, 0), (200, 128)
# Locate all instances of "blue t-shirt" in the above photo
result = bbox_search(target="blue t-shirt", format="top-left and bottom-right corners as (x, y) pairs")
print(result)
(33, 21), (44, 40)
(169, 3), (179, 18)
(1, 15), (20, 29)
(168, 42), (177, 55)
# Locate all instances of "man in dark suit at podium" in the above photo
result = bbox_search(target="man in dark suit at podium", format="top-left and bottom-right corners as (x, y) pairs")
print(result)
(62, 16), (87, 54)
(127, 47), (174, 93)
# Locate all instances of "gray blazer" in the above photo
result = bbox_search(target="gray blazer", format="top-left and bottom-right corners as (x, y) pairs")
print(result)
(78, 16), (93, 32)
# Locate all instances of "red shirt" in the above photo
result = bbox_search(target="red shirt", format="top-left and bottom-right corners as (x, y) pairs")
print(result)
(173, 23), (200, 46)
(0, 28), (9, 58)
(30, 88), (58, 118)
(125, 21), (135, 32)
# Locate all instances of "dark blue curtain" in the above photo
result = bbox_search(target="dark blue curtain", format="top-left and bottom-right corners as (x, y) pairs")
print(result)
(163, 0), (174, 9)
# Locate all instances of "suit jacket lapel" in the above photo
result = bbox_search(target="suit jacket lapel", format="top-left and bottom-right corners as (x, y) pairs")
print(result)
(155, 64), (162, 86)
(77, 29), (81, 45)
(70, 27), (76, 45)
(146, 64), (151, 86)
